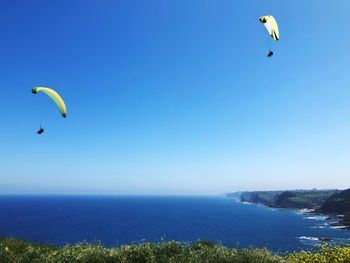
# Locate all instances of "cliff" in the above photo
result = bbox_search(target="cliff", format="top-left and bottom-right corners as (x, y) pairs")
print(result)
(321, 189), (350, 214)
(237, 189), (338, 209)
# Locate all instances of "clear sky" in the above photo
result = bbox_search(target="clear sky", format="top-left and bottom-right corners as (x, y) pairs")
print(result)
(1, 0), (350, 194)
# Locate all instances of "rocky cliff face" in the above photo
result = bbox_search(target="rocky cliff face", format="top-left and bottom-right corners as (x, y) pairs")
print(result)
(239, 190), (338, 209)
(237, 189), (350, 227)
(321, 189), (350, 214)
(240, 191), (279, 206)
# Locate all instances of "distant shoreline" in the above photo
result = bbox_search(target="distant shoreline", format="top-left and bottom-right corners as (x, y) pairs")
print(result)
(228, 190), (350, 235)
(239, 199), (350, 243)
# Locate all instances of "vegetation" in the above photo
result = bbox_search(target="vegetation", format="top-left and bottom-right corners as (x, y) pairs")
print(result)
(1, 238), (350, 262)
(286, 244), (350, 263)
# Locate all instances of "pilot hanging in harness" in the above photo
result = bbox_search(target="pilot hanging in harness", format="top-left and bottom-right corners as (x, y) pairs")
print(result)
(267, 50), (274, 58)
(37, 127), (44, 135)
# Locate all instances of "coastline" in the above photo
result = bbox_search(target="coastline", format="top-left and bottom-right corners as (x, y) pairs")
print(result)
(230, 189), (350, 234)
(234, 198), (350, 240)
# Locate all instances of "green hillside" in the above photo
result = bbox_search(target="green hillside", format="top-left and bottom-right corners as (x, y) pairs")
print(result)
(239, 190), (338, 209)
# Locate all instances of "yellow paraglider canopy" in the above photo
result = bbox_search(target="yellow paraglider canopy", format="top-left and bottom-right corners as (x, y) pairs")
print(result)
(259, 15), (279, 41)
(32, 87), (67, 118)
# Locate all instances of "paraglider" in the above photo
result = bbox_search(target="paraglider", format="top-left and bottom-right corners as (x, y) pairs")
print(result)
(259, 15), (279, 58)
(37, 127), (44, 135)
(32, 87), (67, 134)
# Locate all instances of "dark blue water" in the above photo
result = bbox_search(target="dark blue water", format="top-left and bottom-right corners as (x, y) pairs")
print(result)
(0, 195), (349, 251)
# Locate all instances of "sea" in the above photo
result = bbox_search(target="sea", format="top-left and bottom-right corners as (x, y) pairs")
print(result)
(0, 195), (349, 251)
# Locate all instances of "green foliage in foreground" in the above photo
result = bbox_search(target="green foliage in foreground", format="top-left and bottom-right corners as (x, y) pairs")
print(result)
(1, 238), (350, 263)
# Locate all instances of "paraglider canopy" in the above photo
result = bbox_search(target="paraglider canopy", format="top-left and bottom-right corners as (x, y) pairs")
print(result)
(259, 15), (279, 41)
(32, 87), (67, 118)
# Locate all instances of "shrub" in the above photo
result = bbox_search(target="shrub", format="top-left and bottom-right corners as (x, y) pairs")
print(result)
(1, 238), (350, 263)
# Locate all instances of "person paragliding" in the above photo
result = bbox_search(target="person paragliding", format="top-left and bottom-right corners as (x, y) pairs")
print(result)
(267, 50), (274, 58)
(37, 127), (45, 135)
(32, 87), (67, 134)
(259, 15), (279, 58)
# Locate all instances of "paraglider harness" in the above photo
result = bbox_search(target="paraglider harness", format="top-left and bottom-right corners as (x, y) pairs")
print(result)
(267, 50), (274, 58)
(37, 127), (44, 135)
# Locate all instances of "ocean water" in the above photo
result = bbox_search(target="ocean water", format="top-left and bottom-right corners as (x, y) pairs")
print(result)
(0, 195), (349, 251)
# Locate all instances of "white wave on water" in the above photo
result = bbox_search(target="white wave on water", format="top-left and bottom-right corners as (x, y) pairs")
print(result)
(297, 209), (315, 215)
(303, 215), (328, 221)
(331, 225), (348, 230)
(298, 236), (320, 246)
(299, 236), (319, 243)
(299, 236), (319, 241)
(310, 226), (325, 229)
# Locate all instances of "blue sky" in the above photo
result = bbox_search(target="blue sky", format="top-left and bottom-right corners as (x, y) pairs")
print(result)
(1, 0), (350, 194)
